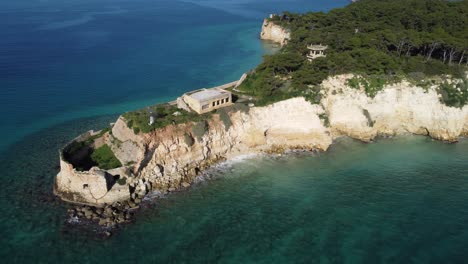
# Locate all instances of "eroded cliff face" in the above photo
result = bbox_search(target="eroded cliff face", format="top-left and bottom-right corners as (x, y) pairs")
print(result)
(55, 98), (330, 206)
(137, 98), (330, 192)
(321, 75), (468, 142)
(55, 76), (468, 206)
(260, 18), (290, 46)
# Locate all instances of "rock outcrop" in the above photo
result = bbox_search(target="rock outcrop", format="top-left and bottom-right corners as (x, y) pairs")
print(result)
(55, 158), (132, 206)
(321, 75), (468, 142)
(55, 98), (330, 206)
(55, 75), (468, 207)
(260, 19), (290, 46)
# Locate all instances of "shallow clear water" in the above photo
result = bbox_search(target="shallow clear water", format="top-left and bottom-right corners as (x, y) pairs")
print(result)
(1, 0), (468, 263)
(1, 133), (468, 263)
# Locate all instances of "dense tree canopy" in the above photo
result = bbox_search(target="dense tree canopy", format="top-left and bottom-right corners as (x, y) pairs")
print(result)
(239, 0), (468, 106)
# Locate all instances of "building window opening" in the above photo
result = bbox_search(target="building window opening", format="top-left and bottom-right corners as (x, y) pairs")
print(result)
(226, 97), (229, 103)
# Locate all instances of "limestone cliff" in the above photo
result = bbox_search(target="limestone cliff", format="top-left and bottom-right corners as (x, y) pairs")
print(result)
(55, 75), (468, 207)
(55, 98), (330, 206)
(260, 18), (290, 46)
(321, 75), (468, 142)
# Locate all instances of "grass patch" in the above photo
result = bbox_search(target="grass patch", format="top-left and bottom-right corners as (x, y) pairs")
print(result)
(122, 103), (211, 134)
(91, 145), (122, 170)
(347, 75), (401, 98)
(63, 127), (112, 170)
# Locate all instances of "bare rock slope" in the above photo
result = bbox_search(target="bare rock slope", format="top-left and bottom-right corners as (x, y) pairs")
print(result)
(260, 18), (290, 46)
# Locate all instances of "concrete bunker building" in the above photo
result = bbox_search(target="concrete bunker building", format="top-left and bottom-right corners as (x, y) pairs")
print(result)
(182, 88), (233, 114)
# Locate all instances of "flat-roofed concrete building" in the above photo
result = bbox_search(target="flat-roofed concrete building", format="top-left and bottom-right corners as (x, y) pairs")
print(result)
(182, 88), (233, 114)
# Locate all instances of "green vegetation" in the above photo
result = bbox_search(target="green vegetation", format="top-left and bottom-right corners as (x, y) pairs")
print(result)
(89, 128), (110, 142)
(362, 109), (375, 127)
(184, 133), (195, 146)
(123, 101), (252, 134)
(238, 0), (468, 106)
(66, 140), (87, 158)
(91, 145), (122, 170)
(192, 121), (209, 141)
(125, 161), (135, 166)
(66, 128), (110, 156)
(63, 127), (112, 170)
(218, 109), (232, 130)
(438, 77), (468, 107)
(117, 176), (127, 186)
(225, 102), (251, 113)
(347, 75), (403, 97)
(318, 113), (330, 127)
(122, 103), (211, 134)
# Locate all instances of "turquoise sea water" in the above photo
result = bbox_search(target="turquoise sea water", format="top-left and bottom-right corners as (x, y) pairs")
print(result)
(1, 0), (468, 263)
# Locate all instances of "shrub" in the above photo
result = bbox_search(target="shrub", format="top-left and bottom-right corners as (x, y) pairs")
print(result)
(318, 113), (329, 127)
(218, 109), (232, 130)
(233, 103), (250, 113)
(239, 1), (468, 107)
(347, 75), (400, 98)
(347, 77), (360, 89)
(123, 103), (212, 134)
(184, 133), (195, 146)
(66, 141), (86, 156)
(192, 121), (208, 141)
(438, 78), (468, 108)
(303, 85), (322, 104)
(362, 109), (374, 127)
(91, 145), (122, 170)
(117, 177), (127, 186)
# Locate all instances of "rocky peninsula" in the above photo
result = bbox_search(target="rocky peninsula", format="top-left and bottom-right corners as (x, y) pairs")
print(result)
(55, 75), (468, 224)
(55, 7), (468, 226)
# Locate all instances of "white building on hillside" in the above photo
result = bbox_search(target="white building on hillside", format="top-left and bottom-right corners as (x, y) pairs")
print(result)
(307, 44), (328, 61)
(181, 88), (232, 114)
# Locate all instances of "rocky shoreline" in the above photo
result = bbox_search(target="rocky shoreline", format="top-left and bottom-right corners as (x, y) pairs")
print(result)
(65, 149), (324, 229)
(55, 20), (468, 229)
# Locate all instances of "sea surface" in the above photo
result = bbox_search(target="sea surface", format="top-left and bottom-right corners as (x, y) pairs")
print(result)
(1, 0), (467, 263)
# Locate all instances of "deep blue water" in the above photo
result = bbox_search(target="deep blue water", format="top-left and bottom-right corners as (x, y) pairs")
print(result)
(0, 0), (347, 152)
(1, 0), (468, 263)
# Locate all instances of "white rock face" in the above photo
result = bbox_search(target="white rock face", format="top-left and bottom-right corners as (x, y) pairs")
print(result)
(109, 117), (144, 165)
(54, 159), (131, 205)
(260, 19), (290, 46)
(321, 75), (468, 142)
(55, 75), (468, 206)
(247, 98), (331, 149)
(55, 97), (330, 205)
